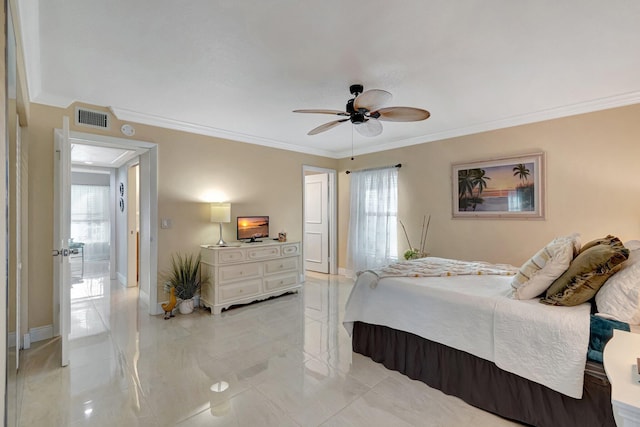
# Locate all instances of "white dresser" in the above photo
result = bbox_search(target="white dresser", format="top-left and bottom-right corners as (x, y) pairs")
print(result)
(199, 241), (302, 314)
(603, 329), (640, 427)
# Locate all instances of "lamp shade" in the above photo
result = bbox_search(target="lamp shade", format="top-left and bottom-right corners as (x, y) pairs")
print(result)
(210, 202), (231, 223)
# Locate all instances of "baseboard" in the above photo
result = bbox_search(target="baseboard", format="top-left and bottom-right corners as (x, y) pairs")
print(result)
(338, 267), (353, 277)
(28, 324), (54, 344)
(8, 331), (16, 348)
(155, 302), (166, 316)
(23, 333), (31, 349)
(117, 272), (127, 286)
(8, 331), (33, 349)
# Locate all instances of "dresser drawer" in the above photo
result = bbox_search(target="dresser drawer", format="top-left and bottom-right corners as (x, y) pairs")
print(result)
(218, 249), (245, 263)
(247, 246), (280, 260)
(219, 263), (261, 283)
(219, 279), (261, 302)
(264, 257), (298, 275)
(281, 244), (300, 256)
(264, 273), (298, 292)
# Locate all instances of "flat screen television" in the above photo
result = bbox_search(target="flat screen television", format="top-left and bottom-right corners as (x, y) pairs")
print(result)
(237, 216), (269, 242)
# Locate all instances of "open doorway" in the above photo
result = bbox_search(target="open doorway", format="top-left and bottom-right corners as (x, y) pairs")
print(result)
(302, 166), (337, 275)
(68, 167), (112, 339)
(53, 129), (159, 356)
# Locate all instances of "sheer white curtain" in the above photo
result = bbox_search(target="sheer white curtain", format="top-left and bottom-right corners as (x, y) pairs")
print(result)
(346, 167), (398, 277)
(71, 184), (111, 261)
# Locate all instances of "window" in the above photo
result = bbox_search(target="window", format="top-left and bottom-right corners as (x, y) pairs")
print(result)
(346, 167), (398, 277)
(71, 184), (110, 261)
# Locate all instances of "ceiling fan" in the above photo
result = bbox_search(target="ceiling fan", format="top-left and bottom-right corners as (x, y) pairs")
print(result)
(293, 84), (430, 137)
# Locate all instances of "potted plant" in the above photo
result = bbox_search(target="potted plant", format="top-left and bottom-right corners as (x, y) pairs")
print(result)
(164, 252), (204, 314)
(400, 214), (431, 260)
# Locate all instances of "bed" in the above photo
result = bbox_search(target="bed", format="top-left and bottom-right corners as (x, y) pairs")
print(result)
(343, 248), (636, 427)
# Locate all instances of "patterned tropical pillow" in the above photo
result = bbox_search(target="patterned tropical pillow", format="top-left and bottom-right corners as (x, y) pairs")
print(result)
(580, 234), (619, 253)
(541, 237), (629, 307)
(511, 234), (580, 300)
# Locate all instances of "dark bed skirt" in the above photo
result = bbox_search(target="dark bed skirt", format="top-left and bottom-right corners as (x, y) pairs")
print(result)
(352, 321), (615, 427)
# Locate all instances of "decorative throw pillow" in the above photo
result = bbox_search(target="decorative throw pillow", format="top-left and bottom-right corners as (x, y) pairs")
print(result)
(595, 240), (640, 324)
(541, 237), (629, 307)
(580, 234), (619, 254)
(511, 234), (579, 300)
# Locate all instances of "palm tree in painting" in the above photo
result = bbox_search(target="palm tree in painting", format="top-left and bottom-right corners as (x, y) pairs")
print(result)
(459, 168), (492, 211)
(471, 168), (491, 211)
(513, 163), (534, 209)
(512, 163), (530, 183)
(458, 170), (475, 210)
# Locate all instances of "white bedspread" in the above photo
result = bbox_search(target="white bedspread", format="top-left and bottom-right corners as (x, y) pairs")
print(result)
(343, 261), (591, 399)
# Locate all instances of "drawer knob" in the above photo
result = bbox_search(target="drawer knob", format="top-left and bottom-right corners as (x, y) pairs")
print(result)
(280, 264), (284, 268)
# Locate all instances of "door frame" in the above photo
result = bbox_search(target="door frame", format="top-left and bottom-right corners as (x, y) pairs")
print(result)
(52, 130), (160, 338)
(302, 165), (337, 275)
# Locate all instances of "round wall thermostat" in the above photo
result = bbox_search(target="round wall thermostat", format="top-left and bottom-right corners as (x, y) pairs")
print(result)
(121, 124), (135, 136)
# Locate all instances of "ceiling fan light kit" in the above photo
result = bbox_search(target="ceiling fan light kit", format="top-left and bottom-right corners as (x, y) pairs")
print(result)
(294, 84), (430, 137)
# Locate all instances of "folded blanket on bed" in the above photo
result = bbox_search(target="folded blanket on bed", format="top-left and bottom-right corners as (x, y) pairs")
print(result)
(588, 315), (630, 363)
(360, 257), (518, 287)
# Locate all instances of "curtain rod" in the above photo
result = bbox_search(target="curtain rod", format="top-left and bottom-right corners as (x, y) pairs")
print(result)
(345, 163), (401, 175)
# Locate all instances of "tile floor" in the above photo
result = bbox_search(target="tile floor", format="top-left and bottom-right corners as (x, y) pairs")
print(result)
(16, 266), (523, 426)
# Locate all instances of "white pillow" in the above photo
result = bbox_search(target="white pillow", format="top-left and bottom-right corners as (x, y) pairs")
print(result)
(511, 235), (578, 300)
(624, 239), (640, 252)
(595, 241), (640, 324)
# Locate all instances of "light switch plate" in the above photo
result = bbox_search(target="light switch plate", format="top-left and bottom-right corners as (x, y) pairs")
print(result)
(161, 218), (172, 229)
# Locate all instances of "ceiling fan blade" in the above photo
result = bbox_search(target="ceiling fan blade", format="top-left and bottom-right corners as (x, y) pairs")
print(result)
(354, 89), (392, 112)
(293, 109), (349, 116)
(308, 118), (349, 135)
(374, 107), (431, 122)
(354, 118), (383, 137)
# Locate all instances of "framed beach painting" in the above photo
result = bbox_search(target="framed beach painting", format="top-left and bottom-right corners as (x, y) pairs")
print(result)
(452, 152), (545, 219)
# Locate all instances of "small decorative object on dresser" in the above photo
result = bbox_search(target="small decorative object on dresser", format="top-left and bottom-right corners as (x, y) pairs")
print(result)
(200, 241), (302, 314)
(164, 252), (206, 315)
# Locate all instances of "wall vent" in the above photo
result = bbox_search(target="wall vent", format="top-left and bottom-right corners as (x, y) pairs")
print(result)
(75, 107), (110, 130)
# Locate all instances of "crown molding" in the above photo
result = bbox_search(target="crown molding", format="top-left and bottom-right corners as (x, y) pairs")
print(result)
(335, 91), (640, 158)
(69, 91), (640, 160)
(109, 107), (338, 158)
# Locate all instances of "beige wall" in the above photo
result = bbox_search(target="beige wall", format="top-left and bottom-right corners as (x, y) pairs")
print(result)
(23, 101), (640, 327)
(338, 104), (640, 267)
(26, 102), (337, 328)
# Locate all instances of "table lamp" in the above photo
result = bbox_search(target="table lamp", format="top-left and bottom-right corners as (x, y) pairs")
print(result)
(210, 202), (231, 246)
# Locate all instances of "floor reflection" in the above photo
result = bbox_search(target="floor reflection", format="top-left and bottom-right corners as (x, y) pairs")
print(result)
(69, 260), (110, 340)
(16, 269), (522, 426)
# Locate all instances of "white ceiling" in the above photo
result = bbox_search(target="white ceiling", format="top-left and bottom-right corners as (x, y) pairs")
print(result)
(70, 143), (139, 168)
(17, 0), (640, 158)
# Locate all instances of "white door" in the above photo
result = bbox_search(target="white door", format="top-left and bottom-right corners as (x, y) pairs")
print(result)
(53, 117), (71, 367)
(304, 173), (329, 273)
(126, 164), (139, 287)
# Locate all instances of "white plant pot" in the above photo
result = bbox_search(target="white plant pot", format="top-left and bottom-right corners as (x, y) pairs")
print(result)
(179, 298), (194, 314)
